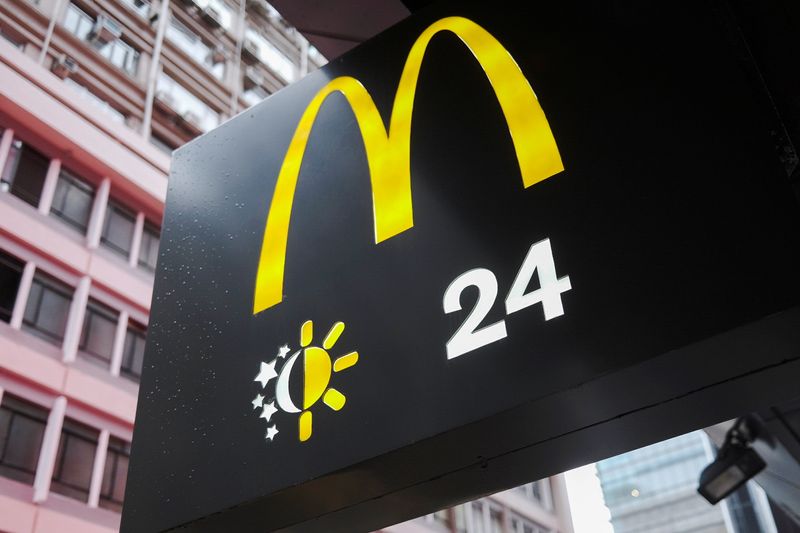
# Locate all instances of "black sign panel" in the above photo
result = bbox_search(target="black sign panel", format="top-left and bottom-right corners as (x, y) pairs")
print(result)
(123, 1), (800, 531)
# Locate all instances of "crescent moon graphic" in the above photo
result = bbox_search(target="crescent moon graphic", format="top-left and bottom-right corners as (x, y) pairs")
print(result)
(276, 351), (301, 413)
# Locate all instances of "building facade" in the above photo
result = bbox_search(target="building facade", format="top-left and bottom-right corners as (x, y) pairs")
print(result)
(0, 0), (574, 531)
(381, 479), (574, 533)
(596, 430), (778, 533)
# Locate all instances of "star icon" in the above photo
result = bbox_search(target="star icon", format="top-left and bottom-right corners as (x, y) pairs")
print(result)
(266, 425), (279, 441)
(254, 360), (278, 388)
(277, 344), (290, 358)
(260, 401), (278, 422)
(251, 394), (265, 410)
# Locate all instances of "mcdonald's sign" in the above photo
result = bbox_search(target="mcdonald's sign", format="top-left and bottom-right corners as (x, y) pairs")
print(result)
(125, 2), (800, 532)
(253, 16), (564, 315)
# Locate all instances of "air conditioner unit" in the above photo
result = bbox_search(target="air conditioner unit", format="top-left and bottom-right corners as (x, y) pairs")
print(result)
(87, 14), (122, 46)
(241, 38), (260, 65)
(209, 45), (226, 65)
(243, 66), (264, 91)
(182, 110), (201, 128)
(156, 90), (176, 110)
(51, 54), (79, 79)
(125, 115), (142, 129)
(200, 6), (223, 29)
(245, 0), (269, 17)
(147, 5), (160, 25)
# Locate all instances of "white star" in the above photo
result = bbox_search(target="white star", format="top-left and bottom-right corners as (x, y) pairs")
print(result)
(266, 425), (279, 441)
(277, 344), (290, 358)
(251, 394), (265, 410)
(254, 360), (278, 388)
(260, 401), (278, 422)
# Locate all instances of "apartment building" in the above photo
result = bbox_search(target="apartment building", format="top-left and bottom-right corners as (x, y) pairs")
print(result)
(0, 0), (573, 531)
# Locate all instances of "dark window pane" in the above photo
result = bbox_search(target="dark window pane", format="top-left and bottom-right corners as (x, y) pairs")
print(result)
(1, 140), (50, 207)
(0, 395), (48, 485)
(78, 299), (118, 366)
(22, 272), (72, 344)
(101, 202), (135, 257)
(0, 249), (24, 322)
(99, 436), (129, 511)
(138, 223), (159, 271)
(51, 418), (98, 502)
(50, 170), (95, 233)
(121, 322), (146, 381)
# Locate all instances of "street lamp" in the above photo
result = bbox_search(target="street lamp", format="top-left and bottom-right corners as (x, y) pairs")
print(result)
(698, 417), (766, 505)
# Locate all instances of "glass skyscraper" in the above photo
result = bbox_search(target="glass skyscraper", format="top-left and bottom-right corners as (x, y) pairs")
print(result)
(596, 430), (777, 533)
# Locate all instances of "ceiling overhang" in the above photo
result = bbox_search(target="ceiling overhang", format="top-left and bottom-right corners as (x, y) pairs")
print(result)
(269, 0), (426, 59)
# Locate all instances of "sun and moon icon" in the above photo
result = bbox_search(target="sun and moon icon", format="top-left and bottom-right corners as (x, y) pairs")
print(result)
(251, 320), (358, 443)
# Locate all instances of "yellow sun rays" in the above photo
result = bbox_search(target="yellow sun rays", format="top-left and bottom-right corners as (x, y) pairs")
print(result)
(297, 320), (358, 441)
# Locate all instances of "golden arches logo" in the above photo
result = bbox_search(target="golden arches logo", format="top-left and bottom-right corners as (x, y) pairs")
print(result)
(253, 16), (564, 314)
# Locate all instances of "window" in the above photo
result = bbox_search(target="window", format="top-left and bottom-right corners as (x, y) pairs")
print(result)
(0, 394), (47, 485)
(307, 45), (326, 67)
(0, 27), (25, 49)
(1, 138), (50, 207)
(430, 509), (451, 528)
(63, 79), (127, 125)
(119, 0), (149, 17)
(51, 418), (98, 502)
(242, 85), (268, 108)
(510, 516), (550, 533)
(78, 298), (119, 366)
(452, 505), (468, 533)
(22, 272), (72, 344)
(101, 201), (136, 257)
(138, 222), (160, 271)
(50, 169), (95, 234)
(63, 4), (140, 76)
(189, 0), (233, 30)
(149, 132), (178, 155)
(244, 28), (297, 83)
(121, 321), (146, 381)
(0, 249), (24, 323)
(489, 509), (503, 533)
(471, 502), (486, 533)
(166, 17), (224, 79)
(516, 480), (552, 508)
(99, 436), (129, 511)
(156, 74), (220, 132)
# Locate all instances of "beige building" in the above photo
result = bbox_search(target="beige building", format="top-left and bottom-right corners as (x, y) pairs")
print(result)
(0, 0), (574, 531)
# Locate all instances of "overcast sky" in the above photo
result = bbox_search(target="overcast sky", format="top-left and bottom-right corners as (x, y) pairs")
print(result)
(564, 464), (614, 533)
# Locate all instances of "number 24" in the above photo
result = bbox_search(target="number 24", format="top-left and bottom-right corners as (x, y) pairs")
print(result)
(443, 238), (571, 359)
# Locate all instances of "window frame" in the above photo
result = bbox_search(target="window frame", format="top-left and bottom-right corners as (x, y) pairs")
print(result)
(120, 320), (146, 382)
(99, 435), (130, 511)
(100, 200), (137, 258)
(0, 394), (48, 485)
(22, 271), (73, 344)
(78, 298), (120, 366)
(1, 138), (50, 208)
(62, 3), (141, 77)
(50, 417), (99, 502)
(137, 221), (160, 271)
(0, 249), (25, 323)
(50, 169), (96, 234)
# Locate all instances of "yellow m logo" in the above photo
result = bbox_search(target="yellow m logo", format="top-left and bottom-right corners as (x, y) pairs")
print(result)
(254, 16), (564, 314)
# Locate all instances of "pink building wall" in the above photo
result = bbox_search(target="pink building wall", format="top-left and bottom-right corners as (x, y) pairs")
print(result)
(1, 33), (164, 532)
